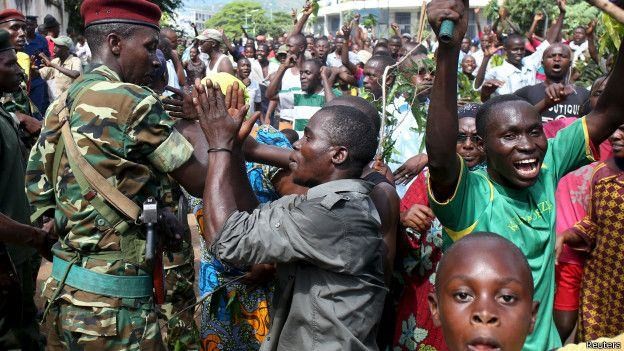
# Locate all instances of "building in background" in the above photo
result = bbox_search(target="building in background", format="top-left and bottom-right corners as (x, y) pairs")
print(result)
(177, 7), (216, 35)
(316, 0), (490, 39)
(4, 0), (69, 34)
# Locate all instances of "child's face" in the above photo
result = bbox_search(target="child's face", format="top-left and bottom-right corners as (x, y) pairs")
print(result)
(429, 241), (538, 351)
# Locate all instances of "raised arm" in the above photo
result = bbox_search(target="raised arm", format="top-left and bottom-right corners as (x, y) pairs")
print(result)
(586, 20), (600, 65)
(390, 23), (401, 37)
(425, 0), (467, 201)
(474, 42), (501, 89)
(352, 14), (365, 48)
(545, 0), (566, 44)
(194, 79), (260, 242)
(320, 66), (337, 102)
(290, 2), (314, 37)
(220, 29), (242, 62)
(341, 23), (359, 74)
(191, 23), (199, 37)
(586, 38), (624, 146)
(527, 12), (544, 41)
(265, 54), (296, 99)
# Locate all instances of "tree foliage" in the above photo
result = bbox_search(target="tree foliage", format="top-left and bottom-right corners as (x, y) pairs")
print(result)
(64, 0), (184, 34)
(204, 1), (293, 39)
(482, 0), (599, 37)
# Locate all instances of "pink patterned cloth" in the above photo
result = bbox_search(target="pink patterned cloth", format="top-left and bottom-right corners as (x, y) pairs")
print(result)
(544, 118), (612, 264)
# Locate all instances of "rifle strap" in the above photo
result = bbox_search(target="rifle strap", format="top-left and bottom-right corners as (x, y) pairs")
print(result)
(51, 88), (141, 234)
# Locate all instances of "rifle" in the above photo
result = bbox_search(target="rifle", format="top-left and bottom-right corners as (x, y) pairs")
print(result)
(141, 197), (165, 305)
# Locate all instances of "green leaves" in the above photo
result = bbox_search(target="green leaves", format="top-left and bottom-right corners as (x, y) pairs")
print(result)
(205, 1), (293, 38)
(600, 12), (624, 56)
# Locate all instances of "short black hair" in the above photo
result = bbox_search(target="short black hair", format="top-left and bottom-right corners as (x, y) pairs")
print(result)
(366, 54), (396, 74)
(389, 35), (402, 42)
(280, 128), (299, 144)
(315, 36), (328, 44)
(435, 232), (534, 296)
(302, 58), (323, 71)
(326, 95), (381, 133)
(318, 105), (379, 169)
(289, 33), (306, 47)
(504, 33), (525, 47)
(475, 94), (527, 138)
(85, 23), (143, 57)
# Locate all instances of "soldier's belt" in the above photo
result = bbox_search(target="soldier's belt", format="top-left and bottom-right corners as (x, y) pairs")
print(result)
(51, 256), (153, 298)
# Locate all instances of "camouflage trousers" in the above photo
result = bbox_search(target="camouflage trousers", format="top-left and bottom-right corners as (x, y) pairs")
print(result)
(159, 241), (199, 350)
(45, 300), (166, 351)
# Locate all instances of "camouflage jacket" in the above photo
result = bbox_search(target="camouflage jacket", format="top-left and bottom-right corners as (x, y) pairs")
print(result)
(26, 64), (194, 309)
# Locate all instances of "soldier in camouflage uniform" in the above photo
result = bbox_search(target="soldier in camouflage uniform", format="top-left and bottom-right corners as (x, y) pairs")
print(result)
(25, 0), (208, 349)
(0, 28), (50, 351)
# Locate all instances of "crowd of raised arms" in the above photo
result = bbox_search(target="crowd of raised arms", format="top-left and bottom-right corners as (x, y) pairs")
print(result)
(0, 0), (624, 350)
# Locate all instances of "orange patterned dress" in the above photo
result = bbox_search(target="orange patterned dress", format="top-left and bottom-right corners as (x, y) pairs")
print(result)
(570, 160), (624, 341)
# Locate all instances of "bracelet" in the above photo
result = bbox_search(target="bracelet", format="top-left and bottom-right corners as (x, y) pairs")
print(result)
(207, 147), (232, 154)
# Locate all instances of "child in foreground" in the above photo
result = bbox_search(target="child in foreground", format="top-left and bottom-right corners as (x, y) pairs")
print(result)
(428, 232), (539, 351)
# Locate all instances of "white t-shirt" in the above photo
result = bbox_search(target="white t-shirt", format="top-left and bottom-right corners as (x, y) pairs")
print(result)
(326, 51), (361, 68)
(246, 79), (262, 114)
(478, 40), (550, 96)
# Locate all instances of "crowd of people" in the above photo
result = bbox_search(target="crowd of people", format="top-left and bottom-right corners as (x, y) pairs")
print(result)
(1, 0), (624, 350)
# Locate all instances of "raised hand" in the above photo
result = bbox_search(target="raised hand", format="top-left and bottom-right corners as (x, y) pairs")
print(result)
(162, 86), (198, 120)
(302, 1), (314, 16)
(282, 53), (298, 68)
(587, 19), (597, 36)
(291, 8), (298, 24)
(342, 22), (353, 38)
(390, 22), (400, 34)
(193, 79), (259, 149)
(534, 12), (544, 22)
(498, 6), (510, 19)
(557, 0), (566, 13)
(427, 0), (469, 47)
(484, 43), (503, 57)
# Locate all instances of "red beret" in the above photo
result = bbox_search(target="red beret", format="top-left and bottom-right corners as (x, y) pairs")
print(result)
(80, 0), (161, 30)
(0, 9), (26, 25)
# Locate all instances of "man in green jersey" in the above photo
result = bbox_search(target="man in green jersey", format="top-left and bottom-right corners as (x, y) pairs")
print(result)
(425, 0), (624, 350)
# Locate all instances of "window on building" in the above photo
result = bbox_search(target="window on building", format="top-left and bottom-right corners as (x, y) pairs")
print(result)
(395, 12), (411, 35)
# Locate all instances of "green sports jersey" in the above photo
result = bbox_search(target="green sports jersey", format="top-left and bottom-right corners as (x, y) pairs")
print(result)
(428, 117), (596, 351)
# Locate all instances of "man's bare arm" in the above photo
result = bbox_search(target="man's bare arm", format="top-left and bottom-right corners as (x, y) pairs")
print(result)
(586, 39), (624, 146)
(425, 0), (467, 201)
